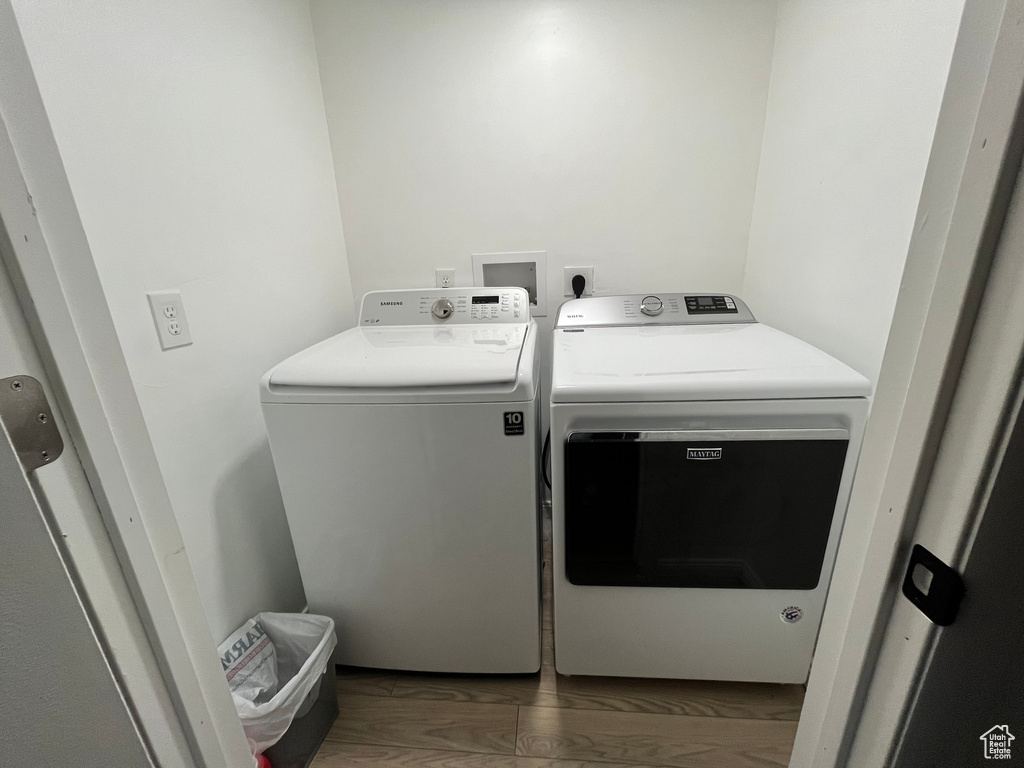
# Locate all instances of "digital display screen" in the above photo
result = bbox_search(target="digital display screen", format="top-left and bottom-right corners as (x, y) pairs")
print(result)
(697, 296), (714, 307)
(472, 295), (500, 304)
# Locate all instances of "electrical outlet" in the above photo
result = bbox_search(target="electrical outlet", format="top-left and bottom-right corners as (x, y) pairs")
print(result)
(563, 267), (595, 297)
(147, 290), (193, 350)
(435, 268), (456, 288)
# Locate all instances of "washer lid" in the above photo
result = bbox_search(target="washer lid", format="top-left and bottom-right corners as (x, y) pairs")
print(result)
(269, 324), (528, 389)
(552, 322), (871, 402)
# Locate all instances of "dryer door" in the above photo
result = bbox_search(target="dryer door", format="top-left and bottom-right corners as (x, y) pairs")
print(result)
(563, 429), (850, 589)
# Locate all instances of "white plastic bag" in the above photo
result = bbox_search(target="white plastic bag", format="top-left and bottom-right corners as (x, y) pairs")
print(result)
(220, 618), (278, 704)
(219, 612), (337, 755)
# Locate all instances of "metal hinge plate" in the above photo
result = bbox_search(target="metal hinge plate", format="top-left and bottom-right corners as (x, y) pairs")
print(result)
(0, 375), (64, 471)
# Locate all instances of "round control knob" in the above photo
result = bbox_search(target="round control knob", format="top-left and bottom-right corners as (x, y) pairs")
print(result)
(431, 298), (455, 320)
(640, 295), (663, 316)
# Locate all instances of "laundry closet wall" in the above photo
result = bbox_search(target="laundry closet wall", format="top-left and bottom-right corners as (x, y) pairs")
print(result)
(10, 0), (354, 642)
(311, 0), (780, 425)
(743, 0), (965, 385)
(312, 0), (968, 401)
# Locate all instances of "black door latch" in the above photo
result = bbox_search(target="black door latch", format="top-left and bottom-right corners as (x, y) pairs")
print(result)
(901, 544), (965, 626)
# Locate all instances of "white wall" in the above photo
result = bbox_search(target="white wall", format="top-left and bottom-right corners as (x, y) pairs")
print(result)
(312, 0), (778, 315)
(11, 0), (355, 642)
(743, 0), (965, 385)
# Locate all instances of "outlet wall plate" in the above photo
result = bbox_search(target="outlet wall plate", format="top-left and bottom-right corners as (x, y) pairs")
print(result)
(472, 251), (547, 316)
(434, 268), (456, 288)
(563, 266), (594, 297)
(147, 290), (193, 350)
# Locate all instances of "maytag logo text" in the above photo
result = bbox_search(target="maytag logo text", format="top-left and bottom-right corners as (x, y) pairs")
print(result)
(687, 448), (723, 460)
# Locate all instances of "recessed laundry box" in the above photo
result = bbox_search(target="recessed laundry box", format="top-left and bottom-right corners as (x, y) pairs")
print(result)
(261, 288), (542, 674)
(550, 294), (871, 683)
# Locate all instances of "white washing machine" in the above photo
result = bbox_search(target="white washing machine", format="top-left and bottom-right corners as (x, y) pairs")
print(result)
(261, 287), (541, 673)
(550, 293), (871, 683)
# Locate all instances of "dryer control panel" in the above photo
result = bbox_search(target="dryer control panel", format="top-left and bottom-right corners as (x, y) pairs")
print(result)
(360, 287), (530, 326)
(556, 293), (755, 328)
(684, 295), (738, 314)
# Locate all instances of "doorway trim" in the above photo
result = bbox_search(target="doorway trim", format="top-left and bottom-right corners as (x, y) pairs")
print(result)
(2, 0), (1022, 766)
(850, 150), (1024, 766)
(792, 0), (1024, 764)
(0, 3), (252, 766)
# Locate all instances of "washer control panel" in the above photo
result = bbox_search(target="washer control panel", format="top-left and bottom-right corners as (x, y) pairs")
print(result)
(685, 295), (737, 314)
(431, 298), (455, 319)
(360, 287), (529, 326)
(640, 296), (664, 316)
(555, 293), (755, 328)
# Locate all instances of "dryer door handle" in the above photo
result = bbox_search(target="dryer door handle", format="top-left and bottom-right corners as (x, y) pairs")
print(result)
(567, 428), (849, 443)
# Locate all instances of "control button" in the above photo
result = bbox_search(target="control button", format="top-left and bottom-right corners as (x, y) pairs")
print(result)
(431, 298), (455, 320)
(640, 296), (663, 316)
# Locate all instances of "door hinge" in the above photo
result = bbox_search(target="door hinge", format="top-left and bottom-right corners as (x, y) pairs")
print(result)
(901, 544), (965, 626)
(0, 375), (64, 471)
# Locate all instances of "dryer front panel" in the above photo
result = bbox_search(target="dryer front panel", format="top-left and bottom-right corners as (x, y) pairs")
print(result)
(549, 397), (869, 682)
(564, 429), (849, 590)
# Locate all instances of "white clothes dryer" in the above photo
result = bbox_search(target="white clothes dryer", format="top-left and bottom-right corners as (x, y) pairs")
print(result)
(550, 293), (871, 683)
(261, 287), (541, 673)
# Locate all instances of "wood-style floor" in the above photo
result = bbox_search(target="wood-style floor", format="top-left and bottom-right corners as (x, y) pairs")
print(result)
(311, 514), (803, 768)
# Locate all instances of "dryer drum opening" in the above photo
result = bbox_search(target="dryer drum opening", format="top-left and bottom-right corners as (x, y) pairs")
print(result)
(563, 435), (850, 590)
